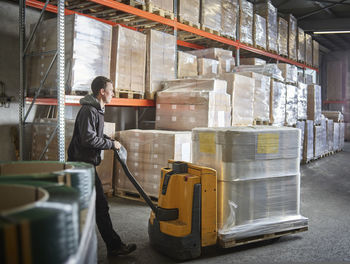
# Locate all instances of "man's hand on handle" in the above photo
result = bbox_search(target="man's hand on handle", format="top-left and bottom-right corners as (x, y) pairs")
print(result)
(113, 140), (121, 150)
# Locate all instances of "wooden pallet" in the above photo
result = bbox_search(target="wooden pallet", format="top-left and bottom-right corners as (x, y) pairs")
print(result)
(219, 226), (308, 248)
(200, 25), (221, 36)
(267, 49), (278, 55)
(254, 44), (267, 51)
(114, 90), (144, 99)
(253, 120), (270, 125)
(104, 189), (114, 198)
(123, 0), (145, 8)
(115, 188), (158, 204)
(178, 17), (200, 29)
(302, 158), (313, 164)
(143, 3), (174, 20)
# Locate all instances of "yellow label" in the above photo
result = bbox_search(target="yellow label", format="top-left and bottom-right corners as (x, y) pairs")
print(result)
(257, 133), (279, 154)
(199, 133), (216, 154)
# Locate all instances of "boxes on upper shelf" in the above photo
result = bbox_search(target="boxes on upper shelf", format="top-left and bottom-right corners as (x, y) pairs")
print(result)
(238, 0), (253, 45)
(285, 84), (298, 126)
(287, 14), (297, 61)
(278, 17), (288, 57)
(178, 0), (200, 27)
(305, 34), (313, 66)
(297, 27), (305, 63)
(200, 0), (221, 33)
(313, 40), (320, 68)
(222, 0), (238, 40)
(253, 14), (267, 49)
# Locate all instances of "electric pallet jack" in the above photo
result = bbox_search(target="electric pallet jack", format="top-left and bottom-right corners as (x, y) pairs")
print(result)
(114, 146), (217, 260)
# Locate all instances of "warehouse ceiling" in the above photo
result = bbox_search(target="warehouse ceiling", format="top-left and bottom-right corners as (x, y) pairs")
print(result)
(265, 0), (350, 52)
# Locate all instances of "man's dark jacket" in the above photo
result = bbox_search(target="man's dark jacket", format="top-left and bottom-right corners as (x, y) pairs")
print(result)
(68, 94), (113, 166)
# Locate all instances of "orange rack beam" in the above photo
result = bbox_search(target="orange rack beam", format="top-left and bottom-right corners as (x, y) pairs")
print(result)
(26, 96), (155, 107)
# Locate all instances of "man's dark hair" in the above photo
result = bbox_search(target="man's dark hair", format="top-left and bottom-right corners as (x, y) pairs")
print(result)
(91, 76), (112, 97)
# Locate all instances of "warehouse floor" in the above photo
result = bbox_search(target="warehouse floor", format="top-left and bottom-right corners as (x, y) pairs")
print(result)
(97, 143), (350, 264)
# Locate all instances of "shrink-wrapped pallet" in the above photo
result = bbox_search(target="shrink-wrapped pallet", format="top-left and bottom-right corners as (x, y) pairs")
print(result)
(285, 85), (298, 126)
(111, 25), (146, 94)
(201, 0), (221, 33)
(297, 82), (308, 120)
(115, 130), (191, 198)
(278, 63), (297, 84)
(234, 64), (284, 81)
(192, 126), (307, 242)
(147, 0), (173, 13)
(146, 30), (176, 99)
(305, 34), (313, 66)
(322, 111), (344, 123)
(314, 125), (323, 159)
(313, 40), (320, 68)
(156, 79), (231, 130)
(270, 80), (286, 126)
(333, 122), (340, 151)
(238, 0), (253, 45)
(326, 119), (334, 152)
(198, 58), (219, 77)
(253, 14), (267, 49)
(255, 0), (278, 53)
(297, 27), (305, 63)
(278, 17), (288, 57)
(287, 14), (297, 61)
(237, 72), (270, 122)
(178, 0), (200, 27)
(296, 120), (305, 162)
(28, 14), (112, 96)
(218, 57), (236, 74)
(188, 48), (233, 60)
(177, 51), (198, 78)
(221, 0), (238, 39)
(219, 73), (254, 125)
(339, 122), (345, 150)
(307, 85), (322, 125)
(240, 57), (266, 65)
(303, 120), (314, 162)
(321, 118), (328, 155)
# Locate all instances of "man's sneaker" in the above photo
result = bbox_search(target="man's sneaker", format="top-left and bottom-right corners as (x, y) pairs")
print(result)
(108, 243), (137, 256)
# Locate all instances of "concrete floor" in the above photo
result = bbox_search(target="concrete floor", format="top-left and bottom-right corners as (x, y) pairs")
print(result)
(97, 142), (350, 264)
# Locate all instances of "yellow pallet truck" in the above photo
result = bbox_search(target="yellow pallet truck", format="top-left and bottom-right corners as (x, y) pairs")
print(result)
(115, 146), (217, 260)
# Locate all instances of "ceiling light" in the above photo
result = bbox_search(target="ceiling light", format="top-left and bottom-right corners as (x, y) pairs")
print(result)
(314, 31), (350, 34)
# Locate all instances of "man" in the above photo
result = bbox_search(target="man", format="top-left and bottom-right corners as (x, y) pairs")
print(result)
(68, 76), (136, 256)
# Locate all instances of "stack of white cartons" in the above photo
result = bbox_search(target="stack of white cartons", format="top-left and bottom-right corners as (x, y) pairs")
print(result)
(156, 79), (231, 130)
(326, 119), (334, 152)
(333, 122), (340, 151)
(115, 130), (192, 198)
(314, 123), (323, 159)
(303, 120), (314, 162)
(320, 117), (328, 155)
(270, 80), (286, 126)
(234, 64), (284, 81)
(278, 63), (298, 84)
(297, 82), (308, 120)
(222, 0), (238, 40)
(297, 27), (305, 63)
(339, 122), (345, 150)
(305, 34), (313, 66)
(219, 73), (255, 125)
(28, 14), (112, 96)
(278, 17), (288, 57)
(307, 85), (322, 125)
(238, 0), (254, 45)
(146, 29), (176, 99)
(192, 126), (308, 242)
(285, 84), (298, 126)
(253, 14), (267, 49)
(296, 121), (305, 162)
(177, 51), (198, 78)
(287, 14), (297, 61)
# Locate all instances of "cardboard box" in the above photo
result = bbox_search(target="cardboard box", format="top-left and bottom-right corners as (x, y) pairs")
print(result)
(287, 14), (297, 61)
(201, 0), (221, 32)
(297, 27), (305, 63)
(253, 14), (267, 49)
(278, 17), (288, 57)
(270, 80), (286, 126)
(177, 51), (198, 78)
(307, 85), (322, 125)
(238, 0), (253, 45)
(178, 0), (200, 27)
(222, 0), (238, 39)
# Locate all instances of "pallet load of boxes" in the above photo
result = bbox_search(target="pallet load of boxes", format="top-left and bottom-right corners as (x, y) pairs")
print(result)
(22, 0), (347, 254)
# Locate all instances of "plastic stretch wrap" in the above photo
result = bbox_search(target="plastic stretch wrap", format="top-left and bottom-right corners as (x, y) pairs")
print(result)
(303, 120), (314, 161)
(278, 17), (288, 57)
(321, 118), (328, 155)
(219, 57), (236, 74)
(307, 85), (322, 125)
(339, 122), (345, 150)
(234, 64), (284, 81)
(198, 58), (219, 77)
(201, 0), (221, 32)
(287, 14), (297, 60)
(147, 0), (173, 13)
(111, 25), (146, 93)
(278, 63), (297, 84)
(305, 74), (314, 85)
(297, 82), (308, 120)
(156, 79), (231, 130)
(146, 30), (176, 99)
(305, 34), (312, 66)
(192, 126), (307, 240)
(221, 0), (238, 39)
(237, 72), (270, 122)
(285, 85), (298, 126)
(313, 125), (323, 158)
(296, 121), (305, 161)
(238, 0), (253, 45)
(240, 58), (266, 65)
(255, 0), (278, 52)
(253, 14), (267, 49)
(177, 51), (198, 78)
(313, 40), (320, 68)
(297, 27), (305, 63)
(333, 122), (340, 151)
(270, 81), (286, 126)
(219, 73), (254, 125)
(28, 14), (111, 96)
(326, 119), (334, 152)
(188, 48), (232, 60)
(322, 111), (344, 122)
(115, 130), (192, 198)
(178, 0), (200, 27)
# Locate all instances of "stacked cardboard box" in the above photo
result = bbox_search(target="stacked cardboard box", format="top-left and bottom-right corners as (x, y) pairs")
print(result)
(192, 126), (307, 242)
(115, 130), (192, 198)
(219, 73), (255, 125)
(147, 0), (173, 13)
(333, 122), (340, 151)
(156, 79), (231, 130)
(305, 34), (313, 66)
(339, 122), (345, 149)
(178, 0), (200, 27)
(253, 14), (267, 49)
(321, 118), (328, 155)
(278, 63), (297, 84)
(313, 40), (319, 68)
(304, 120), (314, 162)
(255, 0), (278, 53)
(326, 119), (334, 152)
(201, 0), (221, 32)
(198, 58), (219, 77)
(110, 25), (146, 94)
(287, 14), (297, 61)
(278, 17), (288, 57)
(314, 124), (323, 158)
(285, 85), (298, 126)
(297, 27), (305, 63)
(188, 47), (233, 60)
(307, 85), (322, 125)
(238, 0), (253, 45)
(297, 82), (308, 120)
(222, 0), (238, 40)
(270, 80), (286, 126)
(177, 51), (198, 78)
(146, 30), (176, 99)
(28, 14), (112, 96)
(296, 121), (305, 162)
(240, 58), (266, 65)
